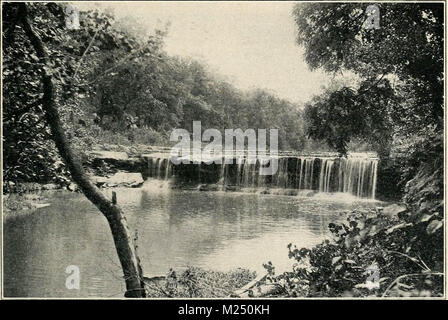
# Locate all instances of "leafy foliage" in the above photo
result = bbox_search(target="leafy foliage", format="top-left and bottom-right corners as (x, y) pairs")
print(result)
(294, 3), (444, 202)
(294, 2), (443, 152)
(3, 2), (139, 188)
(303, 81), (395, 155)
(266, 207), (443, 297)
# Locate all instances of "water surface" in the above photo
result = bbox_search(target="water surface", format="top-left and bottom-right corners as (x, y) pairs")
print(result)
(3, 180), (381, 297)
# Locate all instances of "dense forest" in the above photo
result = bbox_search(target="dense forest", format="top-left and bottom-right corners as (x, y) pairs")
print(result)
(2, 2), (444, 297)
(4, 2), (317, 188)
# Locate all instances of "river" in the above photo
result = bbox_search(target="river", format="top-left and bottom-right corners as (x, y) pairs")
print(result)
(3, 179), (382, 297)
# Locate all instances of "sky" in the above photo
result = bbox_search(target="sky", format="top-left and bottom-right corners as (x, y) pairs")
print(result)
(78, 1), (331, 104)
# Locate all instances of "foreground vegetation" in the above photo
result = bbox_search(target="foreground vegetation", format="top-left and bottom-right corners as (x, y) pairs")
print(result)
(148, 204), (443, 298)
(144, 267), (256, 298)
(262, 206), (443, 297)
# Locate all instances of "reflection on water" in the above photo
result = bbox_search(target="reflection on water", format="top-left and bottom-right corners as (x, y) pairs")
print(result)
(4, 180), (381, 297)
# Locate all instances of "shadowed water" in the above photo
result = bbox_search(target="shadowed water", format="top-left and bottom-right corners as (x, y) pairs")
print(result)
(3, 180), (381, 297)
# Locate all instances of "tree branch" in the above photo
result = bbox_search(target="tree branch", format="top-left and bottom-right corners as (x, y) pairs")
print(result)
(357, 72), (387, 96)
(17, 2), (146, 298)
(72, 28), (101, 80)
(381, 272), (443, 297)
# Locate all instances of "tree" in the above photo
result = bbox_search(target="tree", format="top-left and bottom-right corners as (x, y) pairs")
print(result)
(303, 80), (396, 155)
(294, 2), (443, 155)
(294, 3), (444, 205)
(3, 2), (153, 185)
(5, 2), (146, 297)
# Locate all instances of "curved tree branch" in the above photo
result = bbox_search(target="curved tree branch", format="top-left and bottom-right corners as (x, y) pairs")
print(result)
(17, 2), (146, 298)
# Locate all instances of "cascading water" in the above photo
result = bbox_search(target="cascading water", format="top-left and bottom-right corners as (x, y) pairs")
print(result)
(319, 159), (334, 193)
(144, 153), (379, 199)
(147, 156), (172, 181)
(219, 158), (227, 190)
(223, 155), (378, 198)
(164, 159), (172, 181)
(338, 157), (378, 198)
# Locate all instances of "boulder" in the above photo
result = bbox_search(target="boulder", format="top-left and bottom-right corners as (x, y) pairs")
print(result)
(34, 203), (51, 209)
(382, 204), (407, 219)
(41, 183), (60, 191)
(198, 184), (219, 191)
(91, 172), (144, 188)
(67, 183), (77, 192)
(89, 150), (129, 160)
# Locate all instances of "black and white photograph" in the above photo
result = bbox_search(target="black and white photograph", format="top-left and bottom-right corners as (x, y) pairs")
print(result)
(1, 0), (445, 302)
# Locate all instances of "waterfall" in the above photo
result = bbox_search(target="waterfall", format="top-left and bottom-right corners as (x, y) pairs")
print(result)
(318, 159), (325, 192)
(144, 152), (379, 199)
(297, 158), (313, 190)
(156, 158), (163, 179)
(257, 158), (267, 188)
(338, 157), (378, 199)
(371, 160), (378, 199)
(318, 159), (334, 193)
(164, 159), (171, 181)
(252, 158), (258, 187)
(309, 158), (314, 190)
(146, 156), (173, 181)
(220, 159), (227, 189)
(298, 158), (305, 190)
(237, 157), (259, 188)
(236, 157), (243, 186)
(298, 157), (314, 190)
(242, 158), (250, 187)
(276, 157), (289, 188)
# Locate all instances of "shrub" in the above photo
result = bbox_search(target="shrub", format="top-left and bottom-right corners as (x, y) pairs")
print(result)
(265, 207), (443, 297)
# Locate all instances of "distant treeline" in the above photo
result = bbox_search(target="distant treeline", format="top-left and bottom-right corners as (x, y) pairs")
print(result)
(88, 52), (308, 151)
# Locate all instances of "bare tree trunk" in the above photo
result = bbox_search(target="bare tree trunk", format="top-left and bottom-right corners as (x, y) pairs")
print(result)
(17, 3), (146, 298)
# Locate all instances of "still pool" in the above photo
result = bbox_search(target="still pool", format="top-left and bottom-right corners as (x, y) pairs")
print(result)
(3, 180), (382, 297)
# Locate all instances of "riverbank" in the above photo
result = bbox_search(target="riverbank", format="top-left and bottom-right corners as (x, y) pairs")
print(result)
(144, 267), (256, 298)
(3, 191), (55, 220)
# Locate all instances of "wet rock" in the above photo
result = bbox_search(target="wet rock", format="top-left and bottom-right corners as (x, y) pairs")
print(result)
(91, 172), (144, 188)
(67, 183), (77, 192)
(224, 185), (238, 192)
(89, 150), (129, 160)
(198, 184), (219, 191)
(88, 151), (145, 175)
(382, 204), (407, 219)
(41, 183), (60, 191)
(34, 203), (51, 209)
